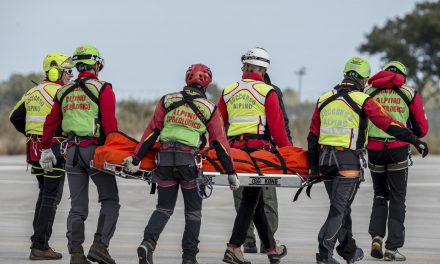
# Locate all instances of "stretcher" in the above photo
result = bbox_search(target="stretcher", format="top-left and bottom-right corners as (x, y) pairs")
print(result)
(90, 131), (315, 199)
(90, 160), (310, 188)
(90, 160), (319, 201)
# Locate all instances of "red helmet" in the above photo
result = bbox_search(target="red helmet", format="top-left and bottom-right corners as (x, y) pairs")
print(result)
(185, 64), (212, 88)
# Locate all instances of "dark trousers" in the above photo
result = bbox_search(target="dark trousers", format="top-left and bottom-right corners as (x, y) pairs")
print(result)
(144, 166), (202, 261)
(229, 187), (276, 251)
(233, 186), (278, 248)
(30, 160), (65, 250)
(318, 165), (360, 260)
(65, 145), (120, 254)
(368, 146), (409, 250)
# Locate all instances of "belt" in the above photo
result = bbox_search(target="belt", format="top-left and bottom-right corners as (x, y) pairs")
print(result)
(160, 141), (198, 152)
(320, 145), (348, 151)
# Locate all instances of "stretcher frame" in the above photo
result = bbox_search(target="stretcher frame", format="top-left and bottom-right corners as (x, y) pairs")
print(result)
(90, 161), (310, 188)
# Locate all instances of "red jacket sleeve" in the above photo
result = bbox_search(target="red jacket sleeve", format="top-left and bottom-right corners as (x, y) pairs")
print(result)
(41, 98), (63, 149)
(409, 92), (429, 138)
(207, 108), (235, 174)
(133, 98), (166, 160)
(309, 105), (321, 137)
(363, 98), (405, 131)
(207, 109), (231, 152)
(99, 84), (118, 136)
(364, 98), (421, 145)
(265, 91), (292, 147)
(217, 95), (228, 125)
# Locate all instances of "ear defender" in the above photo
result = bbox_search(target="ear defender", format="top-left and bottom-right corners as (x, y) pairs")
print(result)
(48, 67), (59, 82)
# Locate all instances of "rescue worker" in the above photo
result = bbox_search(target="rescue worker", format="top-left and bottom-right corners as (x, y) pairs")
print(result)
(39, 45), (120, 264)
(10, 52), (73, 260)
(123, 64), (239, 264)
(235, 72), (293, 254)
(219, 47), (290, 264)
(307, 57), (429, 264)
(365, 61), (429, 261)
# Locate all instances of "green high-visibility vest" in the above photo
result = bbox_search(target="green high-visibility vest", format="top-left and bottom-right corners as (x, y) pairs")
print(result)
(160, 91), (215, 148)
(365, 84), (414, 139)
(56, 78), (106, 137)
(223, 79), (273, 136)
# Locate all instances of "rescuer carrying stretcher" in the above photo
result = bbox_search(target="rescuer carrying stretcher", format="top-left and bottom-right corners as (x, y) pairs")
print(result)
(218, 47), (290, 264)
(123, 64), (239, 264)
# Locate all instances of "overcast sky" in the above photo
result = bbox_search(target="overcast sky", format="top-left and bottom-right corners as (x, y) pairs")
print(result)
(0, 0), (427, 101)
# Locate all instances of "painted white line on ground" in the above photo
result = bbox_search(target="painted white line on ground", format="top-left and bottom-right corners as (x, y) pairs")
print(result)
(0, 166), (27, 171)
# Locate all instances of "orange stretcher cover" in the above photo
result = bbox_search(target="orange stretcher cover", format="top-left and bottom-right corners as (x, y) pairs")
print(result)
(202, 148), (256, 173)
(202, 146), (309, 176)
(94, 132), (309, 176)
(93, 131), (159, 171)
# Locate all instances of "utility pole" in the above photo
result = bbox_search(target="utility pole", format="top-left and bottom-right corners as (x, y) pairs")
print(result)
(295, 66), (306, 102)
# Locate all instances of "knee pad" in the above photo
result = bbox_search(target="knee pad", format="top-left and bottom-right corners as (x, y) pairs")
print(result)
(184, 210), (201, 222)
(156, 207), (174, 218)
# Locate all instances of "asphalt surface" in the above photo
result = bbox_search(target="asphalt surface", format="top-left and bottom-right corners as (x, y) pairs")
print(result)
(0, 155), (439, 264)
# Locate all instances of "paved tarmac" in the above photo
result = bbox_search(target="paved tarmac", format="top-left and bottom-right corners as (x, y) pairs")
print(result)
(0, 155), (439, 264)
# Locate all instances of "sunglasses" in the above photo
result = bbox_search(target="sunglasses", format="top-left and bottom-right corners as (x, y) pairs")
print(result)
(63, 69), (73, 75)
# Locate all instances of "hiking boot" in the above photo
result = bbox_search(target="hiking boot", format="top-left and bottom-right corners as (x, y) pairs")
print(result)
(371, 236), (384, 259)
(182, 259), (199, 264)
(267, 245), (287, 264)
(71, 253), (92, 264)
(384, 249), (406, 261)
(346, 248), (364, 263)
(243, 242), (258, 254)
(222, 245), (251, 264)
(87, 243), (116, 264)
(138, 239), (156, 264)
(29, 247), (62, 260)
(316, 253), (340, 264)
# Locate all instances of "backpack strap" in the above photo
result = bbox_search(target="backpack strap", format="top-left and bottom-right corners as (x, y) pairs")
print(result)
(368, 88), (382, 99)
(318, 88), (350, 112)
(393, 87), (411, 106)
(369, 87), (411, 106)
(165, 92), (209, 126)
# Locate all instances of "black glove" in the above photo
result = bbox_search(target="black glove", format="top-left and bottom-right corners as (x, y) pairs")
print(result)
(413, 139), (429, 158)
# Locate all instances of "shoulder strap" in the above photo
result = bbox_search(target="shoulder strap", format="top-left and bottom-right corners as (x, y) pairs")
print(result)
(392, 87), (411, 106)
(166, 92), (209, 125)
(341, 93), (363, 116)
(369, 87), (411, 106)
(78, 80), (99, 105)
(318, 88), (350, 112)
(59, 80), (80, 105)
(368, 88), (382, 98)
(59, 78), (99, 105)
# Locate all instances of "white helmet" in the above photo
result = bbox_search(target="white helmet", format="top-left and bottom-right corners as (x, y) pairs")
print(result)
(241, 47), (270, 68)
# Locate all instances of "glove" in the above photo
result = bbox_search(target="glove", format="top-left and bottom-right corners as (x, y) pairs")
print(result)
(39, 148), (57, 172)
(228, 173), (240, 191)
(123, 156), (141, 173)
(414, 139), (429, 158)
